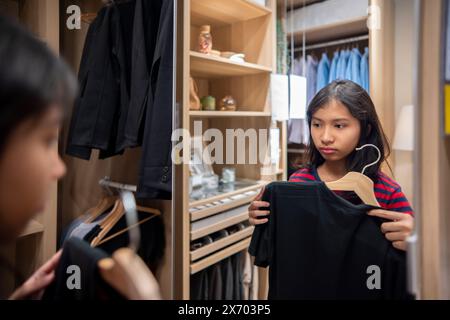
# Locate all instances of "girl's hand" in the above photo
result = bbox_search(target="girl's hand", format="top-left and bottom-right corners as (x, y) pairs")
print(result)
(9, 250), (62, 300)
(248, 186), (270, 226)
(368, 209), (414, 251)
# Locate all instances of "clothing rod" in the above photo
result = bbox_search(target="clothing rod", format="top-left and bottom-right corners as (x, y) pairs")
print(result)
(99, 177), (137, 192)
(293, 34), (369, 52)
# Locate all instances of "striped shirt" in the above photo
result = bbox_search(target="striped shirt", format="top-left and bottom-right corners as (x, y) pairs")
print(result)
(289, 166), (414, 216)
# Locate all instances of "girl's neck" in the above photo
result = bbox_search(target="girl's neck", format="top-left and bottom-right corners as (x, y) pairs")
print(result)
(317, 160), (348, 182)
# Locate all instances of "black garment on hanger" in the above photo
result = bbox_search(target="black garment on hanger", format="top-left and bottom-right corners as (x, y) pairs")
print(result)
(82, 212), (165, 273)
(136, 0), (174, 200)
(249, 181), (408, 300)
(66, 0), (173, 199)
(42, 238), (124, 300)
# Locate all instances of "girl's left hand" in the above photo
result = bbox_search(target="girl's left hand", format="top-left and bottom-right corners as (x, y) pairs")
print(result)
(368, 209), (414, 251)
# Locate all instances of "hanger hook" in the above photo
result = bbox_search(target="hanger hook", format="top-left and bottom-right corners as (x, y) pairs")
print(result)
(121, 191), (140, 253)
(355, 144), (381, 175)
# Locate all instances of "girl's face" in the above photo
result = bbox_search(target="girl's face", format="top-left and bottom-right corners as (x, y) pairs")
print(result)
(310, 99), (361, 163)
(0, 107), (66, 242)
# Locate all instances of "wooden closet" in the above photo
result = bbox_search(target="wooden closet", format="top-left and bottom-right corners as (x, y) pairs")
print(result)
(174, 0), (286, 299)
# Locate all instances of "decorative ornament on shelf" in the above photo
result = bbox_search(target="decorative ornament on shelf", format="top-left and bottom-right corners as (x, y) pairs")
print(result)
(198, 25), (212, 54)
(201, 96), (216, 111)
(189, 76), (201, 111)
(219, 95), (237, 111)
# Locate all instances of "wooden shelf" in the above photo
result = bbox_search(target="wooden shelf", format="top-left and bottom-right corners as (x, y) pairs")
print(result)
(190, 237), (251, 274)
(19, 219), (44, 238)
(190, 51), (272, 79)
(289, 16), (368, 45)
(189, 110), (271, 118)
(190, 181), (264, 208)
(190, 190), (257, 222)
(288, 148), (306, 154)
(191, 0), (272, 27)
(191, 226), (254, 262)
(190, 205), (250, 241)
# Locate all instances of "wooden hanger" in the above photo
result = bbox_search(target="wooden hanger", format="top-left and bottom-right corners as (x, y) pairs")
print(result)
(98, 247), (162, 300)
(91, 179), (161, 247)
(84, 195), (118, 223)
(324, 144), (381, 207)
(96, 191), (161, 299)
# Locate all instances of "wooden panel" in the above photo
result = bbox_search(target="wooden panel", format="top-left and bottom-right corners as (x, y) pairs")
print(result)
(190, 238), (251, 274)
(190, 226), (254, 261)
(191, 0), (271, 27)
(420, 0), (448, 299)
(369, 0), (395, 175)
(190, 51), (272, 78)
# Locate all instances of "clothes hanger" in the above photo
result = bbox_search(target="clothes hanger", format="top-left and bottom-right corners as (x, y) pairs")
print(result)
(324, 144), (381, 207)
(84, 195), (118, 223)
(97, 191), (162, 300)
(90, 178), (161, 247)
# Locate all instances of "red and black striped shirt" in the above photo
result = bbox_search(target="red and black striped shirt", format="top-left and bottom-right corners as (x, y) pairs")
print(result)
(289, 166), (414, 216)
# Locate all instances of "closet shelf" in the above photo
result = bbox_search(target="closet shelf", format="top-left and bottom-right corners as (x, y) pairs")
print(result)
(190, 51), (272, 79)
(19, 219), (44, 237)
(189, 111), (271, 118)
(190, 226), (254, 262)
(190, 180), (264, 208)
(191, 0), (271, 27)
(190, 205), (250, 241)
(288, 148), (306, 154)
(190, 237), (251, 274)
(190, 188), (258, 222)
(288, 16), (368, 45)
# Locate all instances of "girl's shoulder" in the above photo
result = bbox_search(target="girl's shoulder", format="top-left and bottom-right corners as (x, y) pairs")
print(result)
(374, 171), (402, 192)
(289, 166), (317, 182)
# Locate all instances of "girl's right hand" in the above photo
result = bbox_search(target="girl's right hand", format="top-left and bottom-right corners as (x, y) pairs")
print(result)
(248, 186), (270, 225)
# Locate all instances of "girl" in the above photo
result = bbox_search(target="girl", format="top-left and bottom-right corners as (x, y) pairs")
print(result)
(248, 80), (414, 251)
(0, 16), (77, 299)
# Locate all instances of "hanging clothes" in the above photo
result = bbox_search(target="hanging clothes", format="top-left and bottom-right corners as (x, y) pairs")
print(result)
(328, 50), (339, 83)
(249, 182), (409, 300)
(65, 0), (174, 199)
(345, 48), (362, 85)
(42, 238), (125, 300)
(287, 55), (316, 145)
(336, 49), (350, 80)
(137, 0), (174, 200)
(316, 52), (330, 92)
(360, 47), (370, 92)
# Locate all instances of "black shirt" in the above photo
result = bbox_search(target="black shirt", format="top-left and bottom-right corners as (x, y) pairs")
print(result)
(248, 181), (408, 300)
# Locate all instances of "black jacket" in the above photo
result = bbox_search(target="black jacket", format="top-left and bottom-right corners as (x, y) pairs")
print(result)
(136, 0), (173, 199)
(65, 0), (173, 199)
(249, 181), (408, 300)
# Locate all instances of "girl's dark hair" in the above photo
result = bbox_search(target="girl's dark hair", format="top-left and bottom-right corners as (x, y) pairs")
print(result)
(301, 79), (392, 181)
(0, 15), (77, 153)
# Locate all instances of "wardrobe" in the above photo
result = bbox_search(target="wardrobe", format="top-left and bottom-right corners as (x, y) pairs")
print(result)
(283, 0), (396, 176)
(174, 0), (286, 300)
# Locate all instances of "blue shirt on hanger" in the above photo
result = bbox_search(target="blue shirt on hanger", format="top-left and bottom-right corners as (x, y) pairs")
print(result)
(345, 48), (362, 85)
(360, 47), (370, 92)
(316, 52), (330, 92)
(336, 49), (350, 80)
(328, 50), (339, 83)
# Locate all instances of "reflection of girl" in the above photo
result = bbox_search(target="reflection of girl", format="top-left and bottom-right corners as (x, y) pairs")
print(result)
(0, 16), (77, 299)
(249, 80), (414, 251)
